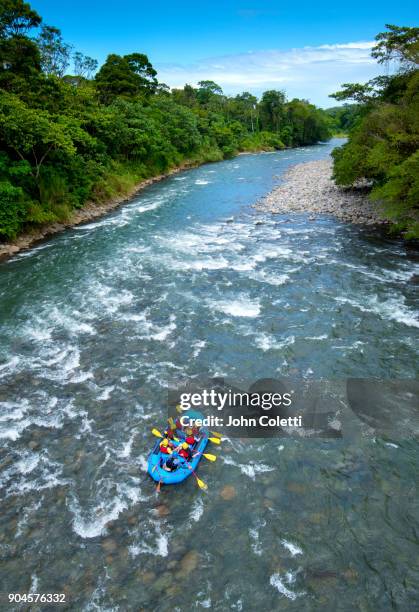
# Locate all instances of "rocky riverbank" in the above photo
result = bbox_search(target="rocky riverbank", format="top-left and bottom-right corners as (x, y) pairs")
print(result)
(255, 159), (387, 226)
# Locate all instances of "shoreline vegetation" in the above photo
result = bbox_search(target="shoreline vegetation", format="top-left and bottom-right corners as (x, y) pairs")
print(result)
(0, 0), (335, 250)
(329, 25), (419, 239)
(0, 157), (204, 260)
(255, 159), (387, 226)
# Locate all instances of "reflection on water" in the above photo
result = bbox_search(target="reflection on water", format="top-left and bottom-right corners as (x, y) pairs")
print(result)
(0, 140), (418, 609)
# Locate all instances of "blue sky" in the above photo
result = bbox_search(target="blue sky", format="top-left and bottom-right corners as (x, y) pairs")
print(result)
(32, 1), (418, 106)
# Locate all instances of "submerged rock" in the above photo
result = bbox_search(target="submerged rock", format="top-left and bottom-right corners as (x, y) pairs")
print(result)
(137, 570), (156, 584)
(220, 485), (237, 500)
(101, 538), (118, 553)
(153, 504), (170, 517)
(152, 572), (173, 592)
(179, 550), (199, 574)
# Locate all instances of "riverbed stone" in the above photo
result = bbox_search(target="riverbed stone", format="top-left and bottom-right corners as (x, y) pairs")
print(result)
(220, 485), (237, 500)
(102, 538), (118, 553)
(153, 504), (170, 517)
(179, 550), (199, 574)
(152, 572), (173, 592)
(137, 570), (156, 584)
(254, 159), (387, 227)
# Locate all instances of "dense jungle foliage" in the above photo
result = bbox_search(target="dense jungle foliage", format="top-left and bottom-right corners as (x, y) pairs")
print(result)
(0, 0), (331, 239)
(331, 24), (419, 238)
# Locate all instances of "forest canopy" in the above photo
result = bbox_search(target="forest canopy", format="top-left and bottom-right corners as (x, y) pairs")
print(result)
(331, 24), (419, 238)
(0, 0), (331, 239)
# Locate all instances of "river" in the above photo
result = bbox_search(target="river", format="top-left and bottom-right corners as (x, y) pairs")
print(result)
(0, 138), (418, 610)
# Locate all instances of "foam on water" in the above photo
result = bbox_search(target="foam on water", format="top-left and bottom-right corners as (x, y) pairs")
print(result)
(69, 480), (142, 539)
(223, 456), (275, 480)
(129, 521), (169, 557)
(249, 519), (266, 556)
(335, 295), (419, 328)
(210, 297), (261, 318)
(269, 572), (304, 600)
(97, 386), (114, 401)
(281, 539), (303, 556)
(189, 497), (204, 523)
(254, 334), (295, 352)
(0, 356), (20, 377)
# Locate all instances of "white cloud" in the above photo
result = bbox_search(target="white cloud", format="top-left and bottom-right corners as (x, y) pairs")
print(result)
(156, 41), (381, 107)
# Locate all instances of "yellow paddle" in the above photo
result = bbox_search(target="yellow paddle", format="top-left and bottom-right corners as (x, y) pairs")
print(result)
(151, 428), (178, 443)
(153, 427), (219, 446)
(182, 462), (208, 490)
(193, 451), (217, 462)
(193, 475), (208, 490)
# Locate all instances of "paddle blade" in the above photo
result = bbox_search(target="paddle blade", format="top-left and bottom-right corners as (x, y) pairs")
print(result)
(203, 453), (217, 462)
(152, 428), (163, 438)
(208, 436), (221, 445)
(156, 480), (162, 493)
(196, 477), (208, 490)
(210, 431), (223, 439)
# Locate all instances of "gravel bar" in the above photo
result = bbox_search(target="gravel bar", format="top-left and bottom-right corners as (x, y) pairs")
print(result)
(255, 159), (387, 226)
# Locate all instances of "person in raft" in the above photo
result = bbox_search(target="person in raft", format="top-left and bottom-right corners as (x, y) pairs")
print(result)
(163, 454), (180, 472)
(178, 442), (192, 461)
(185, 434), (195, 447)
(159, 438), (173, 454)
(164, 427), (175, 441)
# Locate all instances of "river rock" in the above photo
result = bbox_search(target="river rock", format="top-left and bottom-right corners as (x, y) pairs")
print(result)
(287, 482), (306, 494)
(220, 485), (237, 500)
(137, 570), (156, 584)
(254, 159), (386, 227)
(343, 567), (359, 582)
(166, 584), (181, 597)
(179, 550), (199, 574)
(153, 572), (173, 592)
(102, 538), (118, 553)
(153, 504), (170, 517)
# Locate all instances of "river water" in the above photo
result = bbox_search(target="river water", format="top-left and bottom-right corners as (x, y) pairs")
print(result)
(0, 139), (418, 610)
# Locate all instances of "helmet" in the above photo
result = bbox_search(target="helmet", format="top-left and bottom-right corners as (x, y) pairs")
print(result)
(182, 442), (189, 450)
(161, 439), (168, 446)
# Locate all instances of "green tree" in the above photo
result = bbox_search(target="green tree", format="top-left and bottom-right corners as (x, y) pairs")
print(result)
(331, 24), (419, 237)
(95, 53), (158, 103)
(73, 51), (98, 79)
(0, 93), (76, 183)
(0, 0), (41, 38)
(37, 25), (72, 77)
(259, 90), (286, 132)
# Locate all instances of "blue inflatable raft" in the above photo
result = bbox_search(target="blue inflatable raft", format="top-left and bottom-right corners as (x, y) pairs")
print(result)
(147, 410), (209, 485)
